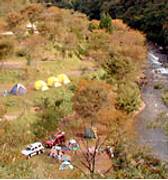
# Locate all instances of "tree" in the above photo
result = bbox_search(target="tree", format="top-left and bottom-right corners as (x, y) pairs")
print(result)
(99, 13), (113, 32)
(22, 34), (46, 65)
(102, 53), (134, 82)
(73, 80), (110, 126)
(21, 3), (44, 34)
(73, 137), (112, 178)
(6, 11), (25, 39)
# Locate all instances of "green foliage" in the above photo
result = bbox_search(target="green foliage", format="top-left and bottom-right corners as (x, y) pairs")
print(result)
(99, 13), (113, 32)
(32, 97), (64, 138)
(117, 82), (141, 113)
(88, 22), (99, 32)
(0, 69), (22, 83)
(85, 68), (107, 81)
(111, 148), (168, 178)
(103, 53), (134, 81)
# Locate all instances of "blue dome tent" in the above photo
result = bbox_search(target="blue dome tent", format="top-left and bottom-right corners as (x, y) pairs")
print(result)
(9, 83), (27, 95)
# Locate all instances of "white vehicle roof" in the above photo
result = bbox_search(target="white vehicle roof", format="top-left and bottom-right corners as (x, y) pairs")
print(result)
(28, 142), (42, 148)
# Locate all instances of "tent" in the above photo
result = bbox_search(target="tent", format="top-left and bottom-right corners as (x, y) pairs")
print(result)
(9, 83), (27, 95)
(47, 76), (62, 88)
(57, 74), (71, 85)
(34, 80), (49, 91)
(68, 139), (80, 151)
(59, 161), (73, 171)
(84, 128), (96, 139)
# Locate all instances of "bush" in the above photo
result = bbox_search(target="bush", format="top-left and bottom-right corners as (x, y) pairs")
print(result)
(103, 53), (134, 82)
(162, 90), (168, 106)
(73, 80), (110, 121)
(154, 83), (163, 90)
(99, 13), (113, 33)
(88, 22), (99, 32)
(117, 82), (141, 113)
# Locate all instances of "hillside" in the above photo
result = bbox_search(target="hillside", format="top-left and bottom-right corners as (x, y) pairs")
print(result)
(0, 1), (168, 178)
(51, 0), (168, 48)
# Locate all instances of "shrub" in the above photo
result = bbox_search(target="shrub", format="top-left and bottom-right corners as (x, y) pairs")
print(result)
(32, 97), (64, 139)
(117, 82), (141, 113)
(85, 68), (107, 81)
(102, 53), (134, 82)
(99, 13), (113, 33)
(162, 90), (168, 106)
(88, 22), (99, 32)
(154, 83), (163, 90)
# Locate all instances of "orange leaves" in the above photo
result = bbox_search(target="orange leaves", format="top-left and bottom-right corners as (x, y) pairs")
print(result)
(7, 12), (24, 29)
(73, 80), (112, 119)
(112, 19), (129, 31)
(21, 3), (44, 23)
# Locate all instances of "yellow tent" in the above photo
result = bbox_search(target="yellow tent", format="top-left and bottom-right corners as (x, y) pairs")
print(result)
(54, 82), (62, 88)
(57, 74), (71, 85)
(34, 80), (49, 91)
(47, 76), (58, 87)
(47, 76), (62, 88)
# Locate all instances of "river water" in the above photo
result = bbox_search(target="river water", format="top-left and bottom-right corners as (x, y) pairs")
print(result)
(136, 43), (168, 160)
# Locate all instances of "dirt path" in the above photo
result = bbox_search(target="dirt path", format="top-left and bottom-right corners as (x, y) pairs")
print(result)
(0, 61), (25, 69)
(136, 43), (168, 160)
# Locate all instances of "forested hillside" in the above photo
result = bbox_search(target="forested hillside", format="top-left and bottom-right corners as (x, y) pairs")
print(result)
(47, 0), (168, 48)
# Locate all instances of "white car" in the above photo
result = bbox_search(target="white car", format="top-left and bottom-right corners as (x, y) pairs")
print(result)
(21, 142), (45, 158)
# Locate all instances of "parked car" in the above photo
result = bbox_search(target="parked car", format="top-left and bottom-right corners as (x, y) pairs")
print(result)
(43, 131), (65, 148)
(21, 142), (45, 158)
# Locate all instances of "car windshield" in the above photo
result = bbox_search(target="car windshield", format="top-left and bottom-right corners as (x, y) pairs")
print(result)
(48, 135), (54, 140)
(26, 147), (31, 151)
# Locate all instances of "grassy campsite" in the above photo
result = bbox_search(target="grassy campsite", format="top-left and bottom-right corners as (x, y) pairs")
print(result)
(0, 1), (168, 178)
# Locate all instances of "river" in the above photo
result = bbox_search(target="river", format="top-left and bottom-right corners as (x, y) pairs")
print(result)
(136, 43), (168, 161)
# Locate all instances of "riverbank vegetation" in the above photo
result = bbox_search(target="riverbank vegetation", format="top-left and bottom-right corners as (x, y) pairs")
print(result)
(0, 1), (168, 178)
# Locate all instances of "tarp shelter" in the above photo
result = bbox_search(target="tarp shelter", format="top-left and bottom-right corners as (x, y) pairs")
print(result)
(9, 83), (27, 95)
(84, 128), (96, 139)
(57, 74), (71, 85)
(47, 76), (62, 88)
(34, 80), (49, 91)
